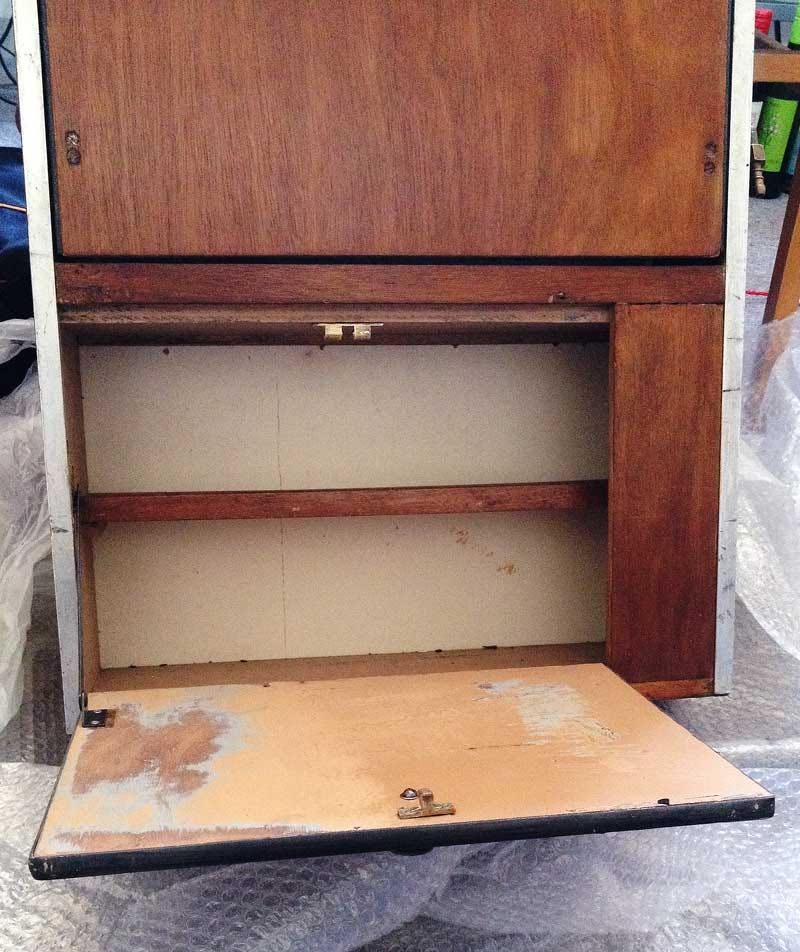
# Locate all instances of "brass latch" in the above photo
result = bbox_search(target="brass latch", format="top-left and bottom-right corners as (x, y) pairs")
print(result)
(317, 323), (383, 343)
(397, 787), (456, 820)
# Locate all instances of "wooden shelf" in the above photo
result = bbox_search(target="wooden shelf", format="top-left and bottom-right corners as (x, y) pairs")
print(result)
(91, 646), (710, 702)
(92, 643), (606, 692)
(754, 49), (800, 83)
(82, 481), (608, 524)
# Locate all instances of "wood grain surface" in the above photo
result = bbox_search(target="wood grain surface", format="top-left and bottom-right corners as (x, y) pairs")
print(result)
(606, 304), (723, 686)
(45, 0), (728, 257)
(82, 482), (608, 523)
(59, 303), (611, 345)
(91, 649), (711, 702)
(92, 643), (606, 692)
(55, 262), (727, 307)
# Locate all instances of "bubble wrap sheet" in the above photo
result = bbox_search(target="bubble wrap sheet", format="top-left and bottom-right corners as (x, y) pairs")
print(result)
(739, 312), (800, 663)
(0, 762), (795, 952)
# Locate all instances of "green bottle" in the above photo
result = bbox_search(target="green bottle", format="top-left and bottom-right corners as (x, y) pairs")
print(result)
(790, 6), (800, 48)
(754, 5), (800, 196)
(757, 96), (799, 197)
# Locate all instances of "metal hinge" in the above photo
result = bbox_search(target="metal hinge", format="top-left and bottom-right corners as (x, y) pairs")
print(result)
(81, 708), (113, 729)
(397, 787), (456, 820)
(317, 323), (383, 343)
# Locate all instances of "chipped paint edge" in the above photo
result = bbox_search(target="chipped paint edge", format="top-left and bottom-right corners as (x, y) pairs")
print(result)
(14, 0), (81, 726)
(29, 794), (774, 880)
(716, 0), (755, 695)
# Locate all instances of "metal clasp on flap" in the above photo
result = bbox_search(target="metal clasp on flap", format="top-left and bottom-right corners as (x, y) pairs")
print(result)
(317, 323), (383, 343)
(397, 787), (455, 820)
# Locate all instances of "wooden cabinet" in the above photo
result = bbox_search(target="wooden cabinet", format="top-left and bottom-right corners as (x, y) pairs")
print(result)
(16, 0), (770, 880)
(46, 0), (729, 257)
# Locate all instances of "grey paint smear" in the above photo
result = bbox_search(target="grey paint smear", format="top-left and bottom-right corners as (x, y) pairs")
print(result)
(477, 679), (619, 753)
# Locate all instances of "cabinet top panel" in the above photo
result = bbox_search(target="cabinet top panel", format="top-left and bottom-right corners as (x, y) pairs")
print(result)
(44, 1), (729, 259)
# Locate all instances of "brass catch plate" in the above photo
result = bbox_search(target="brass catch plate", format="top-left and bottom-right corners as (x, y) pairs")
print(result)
(397, 787), (455, 820)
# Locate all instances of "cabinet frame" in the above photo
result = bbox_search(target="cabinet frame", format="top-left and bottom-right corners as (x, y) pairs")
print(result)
(14, 0), (754, 728)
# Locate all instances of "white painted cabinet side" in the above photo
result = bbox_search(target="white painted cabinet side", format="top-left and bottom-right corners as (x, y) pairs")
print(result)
(717, 0), (755, 693)
(13, 0), (81, 726)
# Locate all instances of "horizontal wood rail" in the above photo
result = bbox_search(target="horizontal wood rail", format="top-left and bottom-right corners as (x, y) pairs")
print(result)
(754, 31), (800, 84)
(59, 304), (611, 345)
(55, 263), (726, 307)
(82, 481), (608, 524)
(754, 49), (800, 84)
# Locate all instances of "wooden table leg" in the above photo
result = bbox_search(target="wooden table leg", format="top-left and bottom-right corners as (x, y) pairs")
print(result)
(747, 171), (800, 421)
(765, 164), (800, 321)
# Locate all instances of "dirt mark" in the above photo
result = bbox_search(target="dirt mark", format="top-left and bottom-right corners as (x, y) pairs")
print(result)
(496, 562), (518, 575)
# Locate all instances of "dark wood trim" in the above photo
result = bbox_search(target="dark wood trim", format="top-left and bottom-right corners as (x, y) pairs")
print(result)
(764, 161), (800, 323)
(55, 263), (726, 307)
(59, 304), (610, 325)
(82, 481), (608, 524)
(633, 678), (715, 701)
(606, 304), (723, 685)
(59, 303), (611, 345)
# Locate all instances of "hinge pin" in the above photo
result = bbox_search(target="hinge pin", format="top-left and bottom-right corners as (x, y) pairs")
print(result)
(81, 708), (112, 728)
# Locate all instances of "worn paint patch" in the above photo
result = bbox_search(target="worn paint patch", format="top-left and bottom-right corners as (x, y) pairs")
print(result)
(55, 821), (325, 855)
(477, 679), (618, 753)
(72, 703), (227, 796)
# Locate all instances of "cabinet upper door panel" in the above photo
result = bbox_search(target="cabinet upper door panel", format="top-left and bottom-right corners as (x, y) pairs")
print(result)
(44, 1), (729, 258)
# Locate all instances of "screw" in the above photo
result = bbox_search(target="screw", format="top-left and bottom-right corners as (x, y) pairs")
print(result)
(65, 130), (81, 166)
(704, 161), (716, 176)
(400, 788), (418, 800)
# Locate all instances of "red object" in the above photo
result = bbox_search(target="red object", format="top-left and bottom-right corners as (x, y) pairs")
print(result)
(755, 8), (774, 33)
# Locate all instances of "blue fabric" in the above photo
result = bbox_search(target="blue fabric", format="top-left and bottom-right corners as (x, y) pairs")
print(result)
(0, 146), (27, 268)
(0, 145), (32, 321)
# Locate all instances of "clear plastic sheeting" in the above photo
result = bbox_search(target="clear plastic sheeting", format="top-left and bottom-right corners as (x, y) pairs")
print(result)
(739, 312), (800, 662)
(0, 764), (797, 952)
(0, 318), (49, 731)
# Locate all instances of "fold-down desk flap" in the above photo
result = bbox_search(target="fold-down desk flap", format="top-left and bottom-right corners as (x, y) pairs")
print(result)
(31, 663), (772, 879)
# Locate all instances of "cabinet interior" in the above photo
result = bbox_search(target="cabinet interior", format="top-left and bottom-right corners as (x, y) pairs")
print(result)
(61, 321), (610, 694)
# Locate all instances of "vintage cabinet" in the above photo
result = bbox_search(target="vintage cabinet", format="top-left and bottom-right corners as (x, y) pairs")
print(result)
(16, 0), (771, 879)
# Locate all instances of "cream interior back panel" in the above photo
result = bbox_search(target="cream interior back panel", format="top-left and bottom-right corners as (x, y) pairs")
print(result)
(94, 512), (606, 669)
(80, 344), (608, 492)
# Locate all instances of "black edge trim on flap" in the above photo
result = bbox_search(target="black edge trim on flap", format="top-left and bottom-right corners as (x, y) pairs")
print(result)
(29, 794), (774, 881)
